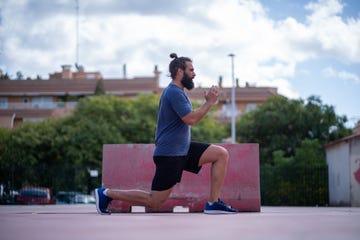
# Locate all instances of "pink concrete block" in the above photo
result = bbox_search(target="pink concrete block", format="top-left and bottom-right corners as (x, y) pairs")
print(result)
(102, 144), (260, 212)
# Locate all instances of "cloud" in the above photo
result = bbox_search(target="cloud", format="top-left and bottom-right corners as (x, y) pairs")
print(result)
(276, 0), (360, 63)
(0, 0), (359, 102)
(257, 78), (300, 99)
(304, 0), (360, 62)
(81, 0), (192, 16)
(323, 67), (360, 84)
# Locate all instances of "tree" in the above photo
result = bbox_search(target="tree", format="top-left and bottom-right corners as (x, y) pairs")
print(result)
(262, 139), (328, 205)
(236, 95), (351, 206)
(237, 95), (351, 165)
(0, 71), (10, 80)
(0, 94), (228, 195)
(304, 96), (350, 142)
(0, 128), (11, 185)
(16, 71), (23, 80)
(191, 102), (227, 143)
(94, 78), (106, 95)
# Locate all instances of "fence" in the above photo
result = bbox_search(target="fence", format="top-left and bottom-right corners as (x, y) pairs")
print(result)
(0, 163), (100, 204)
(1, 163), (328, 206)
(260, 164), (328, 206)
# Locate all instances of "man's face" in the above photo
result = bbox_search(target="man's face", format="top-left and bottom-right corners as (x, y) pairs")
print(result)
(181, 61), (196, 90)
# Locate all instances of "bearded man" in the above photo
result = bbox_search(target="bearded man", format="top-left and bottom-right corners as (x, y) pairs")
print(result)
(95, 53), (238, 214)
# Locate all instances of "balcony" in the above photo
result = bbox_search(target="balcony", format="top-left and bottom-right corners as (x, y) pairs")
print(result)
(0, 102), (78, 110)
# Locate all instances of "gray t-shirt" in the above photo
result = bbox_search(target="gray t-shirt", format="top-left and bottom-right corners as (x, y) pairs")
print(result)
(153, 84), (192, 156)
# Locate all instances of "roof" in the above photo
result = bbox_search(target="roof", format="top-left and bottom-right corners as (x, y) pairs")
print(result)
(0, 77), (277, 101)
(324, 133), (360, 149)
(0, 77), (159, 96)
(186, 86), (278, 102)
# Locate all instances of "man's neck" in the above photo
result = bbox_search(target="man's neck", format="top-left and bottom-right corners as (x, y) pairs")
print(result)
(171, 80), (184, 90)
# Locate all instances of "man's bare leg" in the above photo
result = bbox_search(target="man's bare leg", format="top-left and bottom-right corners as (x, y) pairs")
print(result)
(106, 187), (173, 209)
(198, 144), (229, 202)
(199, 144), (238, 213)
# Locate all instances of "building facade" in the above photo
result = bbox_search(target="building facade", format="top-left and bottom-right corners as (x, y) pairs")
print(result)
(0, 65), (277, 128)
(325, 132), (360, 207)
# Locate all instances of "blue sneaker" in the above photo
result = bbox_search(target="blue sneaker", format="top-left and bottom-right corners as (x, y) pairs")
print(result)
(204, 199), (238, 214)
(95, 188), (112, 215)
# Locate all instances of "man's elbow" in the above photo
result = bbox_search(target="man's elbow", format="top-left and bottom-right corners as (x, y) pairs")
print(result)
(182, 116), (197, 126)
(183, 118), (197, 126)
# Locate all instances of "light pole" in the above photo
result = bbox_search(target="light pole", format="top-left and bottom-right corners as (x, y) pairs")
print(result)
(228, 53), (236, 144)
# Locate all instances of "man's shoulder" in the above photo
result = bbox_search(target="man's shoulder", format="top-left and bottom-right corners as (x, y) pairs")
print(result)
(164, 84), (185, 97)
(166, 84), (182, 91)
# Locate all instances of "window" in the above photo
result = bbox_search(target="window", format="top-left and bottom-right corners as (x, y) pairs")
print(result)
(32, 97), (54, 109)
(0, 97), (8, 109)
(86, 73), (96, 79)
(246, 103), (258, 112)
(22, 98), (30, 108)
(23, 118), (45, 123)
(221, 103), (239, 118)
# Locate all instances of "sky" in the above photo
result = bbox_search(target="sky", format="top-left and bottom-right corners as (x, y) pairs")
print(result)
(0, 0), (359, 127)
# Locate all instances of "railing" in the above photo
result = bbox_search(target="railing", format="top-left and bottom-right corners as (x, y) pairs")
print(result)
(0, 102), (78, 110)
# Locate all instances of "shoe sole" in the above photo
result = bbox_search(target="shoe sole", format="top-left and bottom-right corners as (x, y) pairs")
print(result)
(204, 210), (238, 214)
(95, 188), (111, 215)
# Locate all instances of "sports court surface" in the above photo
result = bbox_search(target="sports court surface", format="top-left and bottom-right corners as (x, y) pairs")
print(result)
(1, 205), (359, 240)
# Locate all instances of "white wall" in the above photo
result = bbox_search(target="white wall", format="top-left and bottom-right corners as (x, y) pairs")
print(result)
(350, 137), (360, 207)
(326, 142), (350, 206)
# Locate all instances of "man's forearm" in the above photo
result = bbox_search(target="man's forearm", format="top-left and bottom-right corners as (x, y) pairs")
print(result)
(182, 101), (214, 126)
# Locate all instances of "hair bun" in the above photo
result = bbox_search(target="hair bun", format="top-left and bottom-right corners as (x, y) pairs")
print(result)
(170, 53), (178, 59)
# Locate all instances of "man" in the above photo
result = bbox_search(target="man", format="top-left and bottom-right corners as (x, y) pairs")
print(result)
(95, 53), (238, 214)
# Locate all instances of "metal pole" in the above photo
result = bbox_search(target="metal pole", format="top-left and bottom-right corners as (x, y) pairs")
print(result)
(75, 0), (79, 64)
(228, 53), (236, 143)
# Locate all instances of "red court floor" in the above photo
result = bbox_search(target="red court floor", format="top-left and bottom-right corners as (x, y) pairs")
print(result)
(1, 205), (360, 240)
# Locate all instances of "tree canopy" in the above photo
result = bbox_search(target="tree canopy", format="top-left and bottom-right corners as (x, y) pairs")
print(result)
(236, 95), (351, 165)
(235, 95), (352, 205)
(0, 93), (351, 205)
(0, 94), (225, 194)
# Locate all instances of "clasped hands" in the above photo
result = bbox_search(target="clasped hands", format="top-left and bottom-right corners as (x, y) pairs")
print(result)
(204, 85), (220, 104)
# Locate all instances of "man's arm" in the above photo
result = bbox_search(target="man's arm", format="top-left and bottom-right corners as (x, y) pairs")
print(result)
(182, 86), (220, 126)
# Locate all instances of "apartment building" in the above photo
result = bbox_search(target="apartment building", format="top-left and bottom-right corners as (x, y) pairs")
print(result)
(0, 65), (277, 128)
(187, 79), (278, 123)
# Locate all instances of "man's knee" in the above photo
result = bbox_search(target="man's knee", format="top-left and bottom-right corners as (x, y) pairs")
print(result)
(217, 145), (229, 164)
(148, 197), (166, 209)
(148, 200), (162, 209)
(148, 190), (171, 209)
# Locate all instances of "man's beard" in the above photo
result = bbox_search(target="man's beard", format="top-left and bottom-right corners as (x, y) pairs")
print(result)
(181, 73), (194, 90)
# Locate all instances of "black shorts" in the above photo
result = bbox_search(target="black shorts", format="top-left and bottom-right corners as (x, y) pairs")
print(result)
(151, 142), (210, 191)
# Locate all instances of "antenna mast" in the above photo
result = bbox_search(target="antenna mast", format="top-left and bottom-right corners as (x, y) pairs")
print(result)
(75, 0), (79, 65)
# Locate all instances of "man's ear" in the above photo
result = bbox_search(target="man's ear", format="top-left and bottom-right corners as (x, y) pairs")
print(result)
(177, 68), (184, 76)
